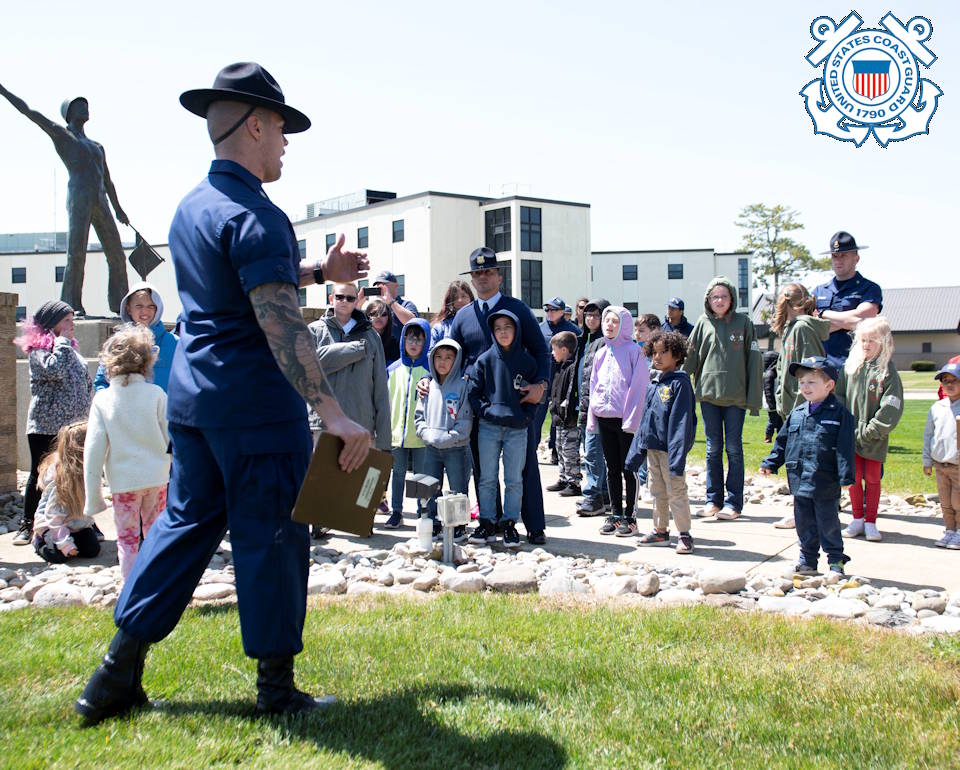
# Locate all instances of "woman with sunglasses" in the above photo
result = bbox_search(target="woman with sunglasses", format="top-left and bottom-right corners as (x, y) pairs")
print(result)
(363, 296), (401, 368)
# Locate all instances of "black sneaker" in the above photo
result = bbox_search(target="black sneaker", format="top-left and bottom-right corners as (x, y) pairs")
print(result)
(577, 498), (605, 516)
(384, 512), (404, 529)
(545, 480), (568, 492)
(559, 484), (582, 497)
(526, 529), (547, 546)
(469, 520), (497, 544)
(502, 522), (521, 549)
(793, 561), (819, 576)
(453, 525), (467, 544)
(599, 516), (620, 535)
(311, 525), (331, 539)
(12, 524), (32, 546)
(615, 518), (638, 537)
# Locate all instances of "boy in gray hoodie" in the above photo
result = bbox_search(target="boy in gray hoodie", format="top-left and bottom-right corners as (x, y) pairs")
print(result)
(415, 339), (473, 540)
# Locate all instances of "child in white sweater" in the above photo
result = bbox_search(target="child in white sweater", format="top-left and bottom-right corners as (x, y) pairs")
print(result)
(84, 325), (171, 578)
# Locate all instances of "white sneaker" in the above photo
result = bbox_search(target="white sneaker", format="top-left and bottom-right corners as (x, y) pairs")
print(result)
(715, 507), (740, 521)
(934, 529), (956, 548)
(842, 518), (865, 538)
(773, 515), (795, 529)
(947, 531), (960, 550)
(697, 504), (721, 518)
(864, 522), (882, 541)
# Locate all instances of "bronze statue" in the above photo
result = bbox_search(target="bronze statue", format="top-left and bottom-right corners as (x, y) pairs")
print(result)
(0, 83), (129, 314)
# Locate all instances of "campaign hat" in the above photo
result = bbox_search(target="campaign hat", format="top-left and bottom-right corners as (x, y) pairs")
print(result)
(179, 62), (311, 133)
(461, 247), (503, 275)
(820, 231), (868, 255)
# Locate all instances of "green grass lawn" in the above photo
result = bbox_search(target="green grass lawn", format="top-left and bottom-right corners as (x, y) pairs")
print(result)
(3, 597), (959, 768)
(898, 370), (942, 392)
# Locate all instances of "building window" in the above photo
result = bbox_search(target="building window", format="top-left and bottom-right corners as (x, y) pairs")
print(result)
(325, 233), (336, 251)
(623, 265), (638, 281)
(396, 274), (406, 296)
(297, 288), (307, 307)
(485, 207), (511, 253)
(498, 260), (512, 296)
(521, 259), (542, 310)
(520, 206), (541, 252)
(358, 279), (369, 290)
(922, 342), (932, 353)
(738, 257), (749, 307)
(11, 267), (26, 284)
(392, 220), (404, 243)
(624, 302), (639, 317)
(55, 265), (66, 283)
(357, 226), (369, 249)
(668, 263), (683, 280)
(297, 239), (307, 259)
(16, 306), (27, 322)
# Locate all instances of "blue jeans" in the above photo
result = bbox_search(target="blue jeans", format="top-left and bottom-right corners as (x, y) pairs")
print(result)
(391, 446), (425, 514)
(795, 495), (848, 569)
(636, 456), (648, 486)
(581, 428), (608, 503)
(700, 402), (746, 512)
(478, 420), (527, 523)
(422, 444), (469, 519)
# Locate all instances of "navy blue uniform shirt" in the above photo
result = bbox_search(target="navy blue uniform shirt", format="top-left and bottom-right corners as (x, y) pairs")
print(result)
(813, 272), (883, 366)
(166, 159), (306, 428)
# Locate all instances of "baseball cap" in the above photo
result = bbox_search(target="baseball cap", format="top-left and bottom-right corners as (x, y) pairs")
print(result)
(934, 362), (960, 381)
(788, 355), (839, 382)
(668, 297), (684, 310)
(372, 270), (398, 285)
(543, 296), (565, 311)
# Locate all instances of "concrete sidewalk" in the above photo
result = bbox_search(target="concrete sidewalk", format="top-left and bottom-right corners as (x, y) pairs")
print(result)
(1, 461), (955, 594)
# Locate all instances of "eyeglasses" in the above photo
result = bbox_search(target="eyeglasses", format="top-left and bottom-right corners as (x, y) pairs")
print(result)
(333, 294), (358, 302)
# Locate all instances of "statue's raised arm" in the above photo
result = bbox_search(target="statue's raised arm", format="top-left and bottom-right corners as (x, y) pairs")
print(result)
(0, 82), (67, 140)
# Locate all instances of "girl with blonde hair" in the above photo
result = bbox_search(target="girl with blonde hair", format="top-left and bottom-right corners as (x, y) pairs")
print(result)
(840, 316), (904, 541)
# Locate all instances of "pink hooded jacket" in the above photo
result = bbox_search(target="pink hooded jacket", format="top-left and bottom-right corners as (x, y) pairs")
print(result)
(587, 306), (649, 433)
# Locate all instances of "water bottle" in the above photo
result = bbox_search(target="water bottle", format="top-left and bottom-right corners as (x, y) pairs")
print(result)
(417, 516), (434, 552)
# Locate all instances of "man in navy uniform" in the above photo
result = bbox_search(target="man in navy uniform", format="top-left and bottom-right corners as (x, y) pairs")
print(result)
(75, 62), (371, 723)
(539, 296), (580, 464)
(812, 231), (882, 367)
(661, 297), (693, 337)
(447, 248), (551, 544)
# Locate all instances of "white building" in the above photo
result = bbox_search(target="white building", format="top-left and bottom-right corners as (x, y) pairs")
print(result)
(590, 248), (753, 319)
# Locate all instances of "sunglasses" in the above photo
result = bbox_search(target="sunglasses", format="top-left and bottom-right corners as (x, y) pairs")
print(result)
(333, 294), (358, 302)
(366, 310), (387, 319)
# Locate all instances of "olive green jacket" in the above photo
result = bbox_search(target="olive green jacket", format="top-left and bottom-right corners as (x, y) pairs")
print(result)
(837, 359), (904, 461)
(776, 315), (831, 418)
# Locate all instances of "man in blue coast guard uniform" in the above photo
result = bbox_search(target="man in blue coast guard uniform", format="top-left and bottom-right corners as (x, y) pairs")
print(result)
(75, 62), (371, 723)
(812, 231), (883, 367)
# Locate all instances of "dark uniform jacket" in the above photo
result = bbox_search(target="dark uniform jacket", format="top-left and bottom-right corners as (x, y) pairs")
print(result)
(625, 369), (697, 476)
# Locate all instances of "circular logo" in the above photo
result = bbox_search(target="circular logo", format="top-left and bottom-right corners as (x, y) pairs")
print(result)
(824, 29), (918, 125)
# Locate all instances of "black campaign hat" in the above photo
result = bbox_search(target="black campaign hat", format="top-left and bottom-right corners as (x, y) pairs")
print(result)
(461, 247), (503, 275)
(820, 231), (868, 255)
(179, 62), (311, 133)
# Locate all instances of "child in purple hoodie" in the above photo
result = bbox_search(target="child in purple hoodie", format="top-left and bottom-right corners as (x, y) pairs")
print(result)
(588, 306), (649, 536)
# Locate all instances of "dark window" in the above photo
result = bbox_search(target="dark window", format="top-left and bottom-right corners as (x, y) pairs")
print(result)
(16, 306), (26, 322)
(624, 302), (639, 317)
(521, 259), (542, 309)
(297, 239), (307, 259)
(11, 267), (26, 284)
(396, 275), (406, 296)
(358, 279), (369, 290)
(392, 220), (404, 243)
(668, 263), (683, 280)
(590, 265), (593, 282)
(325, 233), (336, 251)
(738, 257), (749, 308)
(520, 206), (541, 252)
(622, 264), (638, 281)
(297, 288), (307, 307)
(357, 226), (369, 248)
(498, 260), (512, 296)
(484, 207), (511, 253)
(55, 265), (66, 283)
(922, 342), (932, 353)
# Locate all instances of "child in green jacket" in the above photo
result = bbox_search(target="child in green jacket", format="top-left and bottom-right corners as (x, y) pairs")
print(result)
(839, 317), (904, 542)
(770, 283), (831, 418)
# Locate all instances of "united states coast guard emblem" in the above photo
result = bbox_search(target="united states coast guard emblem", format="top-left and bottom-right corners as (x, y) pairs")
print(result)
(800, 11), (942, 147)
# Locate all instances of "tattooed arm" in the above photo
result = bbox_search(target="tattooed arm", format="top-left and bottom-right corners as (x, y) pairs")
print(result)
(249, 281), (370, 472)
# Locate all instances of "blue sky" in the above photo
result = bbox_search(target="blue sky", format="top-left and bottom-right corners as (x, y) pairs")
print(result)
(1, 0), (957, 290)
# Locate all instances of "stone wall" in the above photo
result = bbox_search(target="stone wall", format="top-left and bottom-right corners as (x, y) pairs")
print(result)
(0, 293), (18, 491)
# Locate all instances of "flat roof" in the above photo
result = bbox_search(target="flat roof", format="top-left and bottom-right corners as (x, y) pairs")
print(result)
(592, 248), (715, 255)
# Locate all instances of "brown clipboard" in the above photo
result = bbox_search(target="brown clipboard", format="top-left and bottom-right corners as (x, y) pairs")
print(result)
(290, 432), (393, 536)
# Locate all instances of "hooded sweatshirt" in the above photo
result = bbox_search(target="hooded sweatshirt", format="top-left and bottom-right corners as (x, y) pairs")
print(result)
(684, 276), (763, 414)
(775, 314), (831, 417)
(587, 306), (649, 433)
(923, 397), (960, 467)
(838, 358), (904, 461)
(308, 307), (391, 451)
(468, 309), (539, 429)
(577, 298), (611, 429)
(415, 339), (473, 449)
(388, 318), (432, 448)
(94, 282), (179, 393)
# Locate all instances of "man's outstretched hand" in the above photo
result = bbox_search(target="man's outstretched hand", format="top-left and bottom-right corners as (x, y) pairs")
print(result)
(323, 233), (369, 282)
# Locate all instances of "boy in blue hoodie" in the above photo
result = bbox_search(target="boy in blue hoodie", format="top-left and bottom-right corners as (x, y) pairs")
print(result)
(384, 319), (432, 529)
(415, 339), (473, 541)
(468, 310), (538, 548)
(626, 331), (697, 552)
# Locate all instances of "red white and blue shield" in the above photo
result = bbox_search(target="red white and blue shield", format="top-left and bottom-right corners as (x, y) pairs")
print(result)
(852, 60), (890, 100)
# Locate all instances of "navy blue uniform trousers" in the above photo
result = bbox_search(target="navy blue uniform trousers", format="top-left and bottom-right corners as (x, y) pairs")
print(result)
(114, 420), (312, 659)
(794, 495), (849, 569)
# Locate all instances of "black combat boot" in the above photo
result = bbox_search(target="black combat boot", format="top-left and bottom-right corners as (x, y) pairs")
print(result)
(75, 629), (150, 724)
(255, 656), (337, 715)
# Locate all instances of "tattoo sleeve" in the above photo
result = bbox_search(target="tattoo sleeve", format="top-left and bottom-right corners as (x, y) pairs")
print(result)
(249, 281), (337, 411)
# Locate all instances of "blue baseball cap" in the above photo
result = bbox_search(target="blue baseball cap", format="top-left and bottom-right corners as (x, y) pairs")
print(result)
(372, 270), (398, 285)
(935, 362), (960, 381)
(544, 296), (565, 311)
(789, 355), (839, 382)
(668, 297), (684, 310)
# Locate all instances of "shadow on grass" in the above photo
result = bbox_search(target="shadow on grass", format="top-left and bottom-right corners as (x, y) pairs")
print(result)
(152, 683), (567, 769)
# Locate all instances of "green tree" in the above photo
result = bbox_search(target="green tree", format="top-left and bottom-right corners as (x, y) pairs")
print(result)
(735, 204), (829, 298)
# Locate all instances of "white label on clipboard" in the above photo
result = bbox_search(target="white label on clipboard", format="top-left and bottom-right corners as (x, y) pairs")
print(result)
(356, 467), (381, 509)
